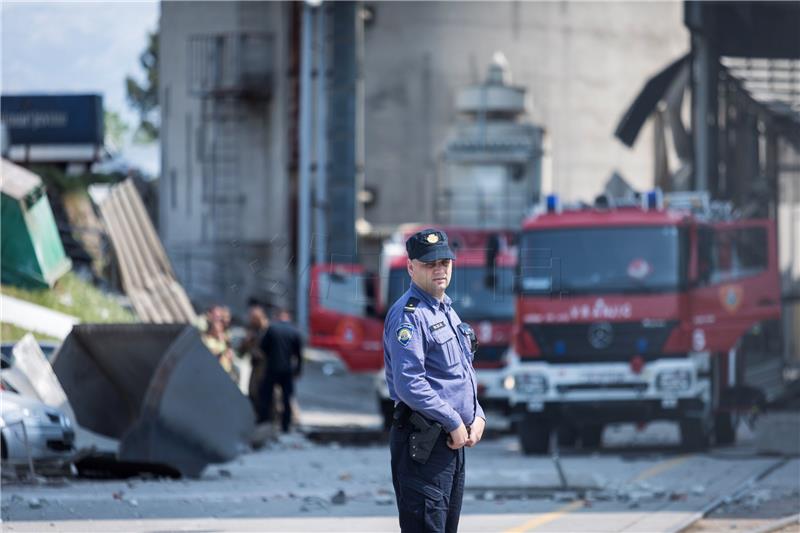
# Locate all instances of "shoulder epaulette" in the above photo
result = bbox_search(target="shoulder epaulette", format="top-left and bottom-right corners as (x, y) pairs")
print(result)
(403, 297), (420, 313)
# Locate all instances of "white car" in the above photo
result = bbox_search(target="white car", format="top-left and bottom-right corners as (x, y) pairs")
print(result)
(1, 390), (75, 463)
(1, 341), (60, 363)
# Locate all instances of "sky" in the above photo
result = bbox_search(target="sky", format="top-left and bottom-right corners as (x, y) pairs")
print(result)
(1, 1), (160, 174)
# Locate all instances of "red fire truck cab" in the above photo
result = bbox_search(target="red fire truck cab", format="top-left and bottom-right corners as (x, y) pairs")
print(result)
(506, 192), (784, 454)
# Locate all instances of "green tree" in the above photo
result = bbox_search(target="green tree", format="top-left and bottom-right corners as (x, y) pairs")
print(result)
(125, 29), (158, 143)
(104, 110), (130, 151)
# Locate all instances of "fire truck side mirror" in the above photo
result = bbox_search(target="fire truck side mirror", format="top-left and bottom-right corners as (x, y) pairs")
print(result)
(364, 272), (383, 319)
(696, 227), (714, 285)
(365, 302), (386, 320)
(485, 234), (501, 288)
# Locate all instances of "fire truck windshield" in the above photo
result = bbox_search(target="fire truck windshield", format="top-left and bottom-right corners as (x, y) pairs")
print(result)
(387, 266), (514, 321)
(519, 225), (688, 295)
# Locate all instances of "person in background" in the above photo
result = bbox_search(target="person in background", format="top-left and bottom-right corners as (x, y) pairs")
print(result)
(258, 307), (304, 432)
(202, 305), (239, 383)
(220, 306), (232, 332)
(239, 303), (269, 412)
(275, 308), (303, 428)
(277, 308), (293, 323)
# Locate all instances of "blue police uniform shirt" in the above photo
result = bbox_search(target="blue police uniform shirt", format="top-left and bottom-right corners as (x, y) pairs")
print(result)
(384, 281), (486, 432)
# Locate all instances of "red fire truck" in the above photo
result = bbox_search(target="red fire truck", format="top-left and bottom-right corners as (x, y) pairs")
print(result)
(309, 225), (516, 428)
(505, 192), (784, 454)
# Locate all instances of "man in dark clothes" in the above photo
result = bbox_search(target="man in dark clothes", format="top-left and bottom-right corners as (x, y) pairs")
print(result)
(258, 309), (304, 432)
(238, 304), (269, 412)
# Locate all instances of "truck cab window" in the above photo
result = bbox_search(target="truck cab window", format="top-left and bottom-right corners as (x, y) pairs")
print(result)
(317, 272), (369, 317)
(710, 227), (768, 283)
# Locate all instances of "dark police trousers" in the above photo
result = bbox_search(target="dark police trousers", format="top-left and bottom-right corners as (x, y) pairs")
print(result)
(390, 423), (465, 532)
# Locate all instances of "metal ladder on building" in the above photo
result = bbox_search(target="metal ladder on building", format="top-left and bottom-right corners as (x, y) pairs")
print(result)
(188, 32), (273, 298)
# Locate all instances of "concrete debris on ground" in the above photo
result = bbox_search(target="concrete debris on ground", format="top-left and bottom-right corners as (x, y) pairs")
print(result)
(53, 323), (254, 477)
(26, 498), (44, 509)
(330, 489), (347, 505)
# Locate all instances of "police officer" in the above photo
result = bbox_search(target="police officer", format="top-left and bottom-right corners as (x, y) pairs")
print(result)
(384, 228), (486, 533)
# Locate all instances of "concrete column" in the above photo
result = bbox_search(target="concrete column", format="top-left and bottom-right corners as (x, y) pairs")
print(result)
(297, 4), (315, 333)
(691, 33), (718, 194)
(314, 4), (328, 267)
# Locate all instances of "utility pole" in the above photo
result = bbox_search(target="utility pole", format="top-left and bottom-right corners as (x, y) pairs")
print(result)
(326, 1), (361, 262)
(314, 4), (328, 267)
(297, 2), (315, 333)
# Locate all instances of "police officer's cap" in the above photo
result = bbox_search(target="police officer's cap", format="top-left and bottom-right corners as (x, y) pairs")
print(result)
(406, 228), (456, 263)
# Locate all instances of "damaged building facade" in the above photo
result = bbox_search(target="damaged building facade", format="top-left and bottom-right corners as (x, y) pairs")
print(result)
(159, 1), (688, 314)
(159, 2), (294, 312)
(615, 1), (800, 363)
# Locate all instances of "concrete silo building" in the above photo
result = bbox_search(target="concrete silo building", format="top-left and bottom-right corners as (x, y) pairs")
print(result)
(159, 1), (688, 314)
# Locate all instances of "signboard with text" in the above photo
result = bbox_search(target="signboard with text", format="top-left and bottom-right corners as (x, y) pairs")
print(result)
(1, 94), (104, 145)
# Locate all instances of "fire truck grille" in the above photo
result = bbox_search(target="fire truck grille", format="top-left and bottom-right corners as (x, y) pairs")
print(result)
(526, 321), (678, 360)
(556, 382), (649, 393)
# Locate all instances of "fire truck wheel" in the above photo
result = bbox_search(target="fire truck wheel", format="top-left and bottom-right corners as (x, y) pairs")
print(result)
(714, 412), (737, 445)
(518, 414), (550, 455)
(557, 425), (579, 448)
(680, 418), (711, 451)
(580, 425), (603, 449)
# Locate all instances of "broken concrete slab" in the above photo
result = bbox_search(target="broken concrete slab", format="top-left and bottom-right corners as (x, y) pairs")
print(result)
(52, 324), (255, 477)
(5, 334), (75, 421)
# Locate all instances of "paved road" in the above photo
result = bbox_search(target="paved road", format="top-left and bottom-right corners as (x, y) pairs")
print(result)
(3, 432), (794, 532)
(3, 357), (797, 532)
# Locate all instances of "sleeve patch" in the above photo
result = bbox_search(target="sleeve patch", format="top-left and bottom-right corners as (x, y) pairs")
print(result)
(396, 323), (415, 346)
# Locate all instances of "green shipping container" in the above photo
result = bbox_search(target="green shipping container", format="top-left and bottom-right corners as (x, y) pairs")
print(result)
(1, 159), (71, 288)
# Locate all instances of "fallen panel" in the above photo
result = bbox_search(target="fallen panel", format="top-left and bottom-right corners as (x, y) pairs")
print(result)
(98, 179), (196, 323)
(5, 334), (75, 421)
(52, 323), (254, 477)
(0, 295), (78, 340)
(614, 53), (690, 147)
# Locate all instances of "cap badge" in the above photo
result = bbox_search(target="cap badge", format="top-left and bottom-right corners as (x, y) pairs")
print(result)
(426, 233), (439, 244)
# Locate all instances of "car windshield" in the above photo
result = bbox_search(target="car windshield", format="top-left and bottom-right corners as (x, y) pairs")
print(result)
(519, 225), (687, 295)
(387, 266), (514, 321)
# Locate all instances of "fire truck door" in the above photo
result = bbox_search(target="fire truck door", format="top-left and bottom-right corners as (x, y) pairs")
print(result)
(692, 221), (781, 353)
(308, 264), (384, 372)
